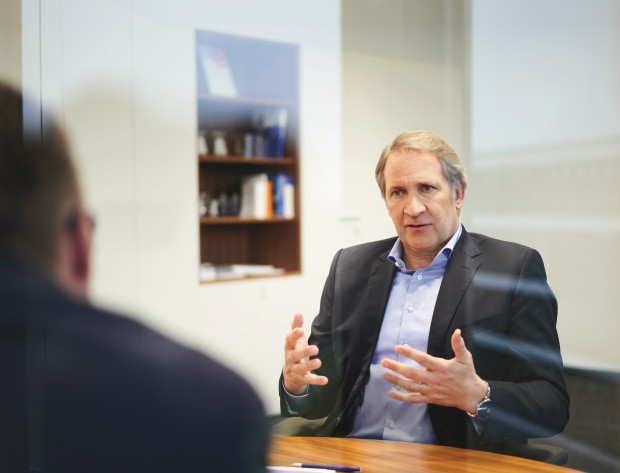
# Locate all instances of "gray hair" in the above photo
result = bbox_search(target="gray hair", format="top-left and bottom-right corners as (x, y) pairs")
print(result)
(375, 130), (467, 200)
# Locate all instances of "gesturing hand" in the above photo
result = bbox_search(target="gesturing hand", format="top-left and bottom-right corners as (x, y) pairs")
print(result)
(380, 329), (487, 414)
(282, 313), (329, 395)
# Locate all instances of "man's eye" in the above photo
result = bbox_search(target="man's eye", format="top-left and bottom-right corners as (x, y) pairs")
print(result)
(392, 190), (403, 197)
(421, 185), (434, 192)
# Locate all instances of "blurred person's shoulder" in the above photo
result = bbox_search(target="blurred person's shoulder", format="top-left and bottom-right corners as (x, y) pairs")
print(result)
(0, 253), (262, 409)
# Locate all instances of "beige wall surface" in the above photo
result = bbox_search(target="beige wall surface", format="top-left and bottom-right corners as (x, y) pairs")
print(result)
(340, 0), (467, 246)
(470, 0), (620, 370)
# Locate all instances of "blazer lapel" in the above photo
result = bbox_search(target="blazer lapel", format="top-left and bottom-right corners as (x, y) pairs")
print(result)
(427, 228), (481, 357)
(340, 243), (396, 417)
(360, 250), (396, 374)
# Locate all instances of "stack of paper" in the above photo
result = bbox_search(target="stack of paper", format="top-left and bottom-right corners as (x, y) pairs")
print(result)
(230, 264), (284, 277)
(200, 264), (284, 281)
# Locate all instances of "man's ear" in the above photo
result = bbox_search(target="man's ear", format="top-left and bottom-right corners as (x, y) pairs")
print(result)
(55, 206), (92, 299)
(455, 183), (466, 211)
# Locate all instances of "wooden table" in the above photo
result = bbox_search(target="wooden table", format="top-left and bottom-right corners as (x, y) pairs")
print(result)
(268, 436), (583, 473)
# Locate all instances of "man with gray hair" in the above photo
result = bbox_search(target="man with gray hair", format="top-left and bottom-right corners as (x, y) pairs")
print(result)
(280, 130), (569, 455)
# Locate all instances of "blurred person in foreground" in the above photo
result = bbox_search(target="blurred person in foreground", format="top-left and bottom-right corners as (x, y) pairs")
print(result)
(280, 130), (569, 455)
(0, 82), (267, 473)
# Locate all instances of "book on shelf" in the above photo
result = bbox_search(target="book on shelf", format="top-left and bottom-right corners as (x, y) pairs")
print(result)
(197, 44), (237, 97)
(262, 108), (288, 158)
(283, 178), (295, 218)
(239, 172), (295, 219)
(270, 173), (295, 218)
(239, 173), (269, 218)
(229, 264), (284, 277)
(266, 178), (274, 218)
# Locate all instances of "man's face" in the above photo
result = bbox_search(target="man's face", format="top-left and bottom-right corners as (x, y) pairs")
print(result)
(384, 150), (464, 268)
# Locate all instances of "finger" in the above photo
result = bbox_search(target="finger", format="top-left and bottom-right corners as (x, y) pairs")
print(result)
(387, 388), (427, 404)
(392, 345), (441, 371)
(382, 370), (410, 389)
(285, 344), (319, 366)
(451, 329), (473, 364)
(304, 372), (329, 386)
(286, 358), (329, 388)
(381, 368), (429, 404)
(380, 358), (423, 382)
(383, 366), (429, 390)
(289, 355), (321, 374)
(285, 326), (306, 350)
(291, 312), (304, 330)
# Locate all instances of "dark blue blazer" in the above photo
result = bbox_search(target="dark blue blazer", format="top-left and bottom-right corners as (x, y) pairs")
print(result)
(280, 227), (569, 451)
(1, 255), (268, 473)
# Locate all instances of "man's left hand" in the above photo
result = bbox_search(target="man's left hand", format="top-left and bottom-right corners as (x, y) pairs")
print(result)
(380, 329), (487, 414)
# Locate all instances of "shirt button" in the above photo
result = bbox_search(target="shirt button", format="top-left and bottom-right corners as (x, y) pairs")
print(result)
(389, 422), (396, 429)
(408, 305), (414, 313)
(417, 274), (422, 280)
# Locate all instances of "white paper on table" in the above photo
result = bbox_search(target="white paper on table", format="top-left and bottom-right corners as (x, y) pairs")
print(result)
(267, 467), (335, 473)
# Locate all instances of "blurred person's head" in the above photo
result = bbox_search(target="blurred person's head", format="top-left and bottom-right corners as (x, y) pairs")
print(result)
(0, 82), (92, 298)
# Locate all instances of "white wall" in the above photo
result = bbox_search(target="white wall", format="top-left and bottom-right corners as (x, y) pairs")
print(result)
(469, 0), (620, 370)
(340, 0), (467, 246)
(29, 0), (341, 413)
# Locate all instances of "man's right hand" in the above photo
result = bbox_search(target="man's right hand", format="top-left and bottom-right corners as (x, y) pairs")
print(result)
(282, 313), (329, 395)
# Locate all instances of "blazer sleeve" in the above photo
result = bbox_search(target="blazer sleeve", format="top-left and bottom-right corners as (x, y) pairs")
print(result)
(471, 248), (570, 442)
(279, 249), (343, 419)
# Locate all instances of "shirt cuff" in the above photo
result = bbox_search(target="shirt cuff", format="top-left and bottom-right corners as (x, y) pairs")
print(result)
(282, 381), (310, 415)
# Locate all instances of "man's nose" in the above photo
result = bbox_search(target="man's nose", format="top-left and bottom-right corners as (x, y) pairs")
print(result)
(404, 194), (425, 216)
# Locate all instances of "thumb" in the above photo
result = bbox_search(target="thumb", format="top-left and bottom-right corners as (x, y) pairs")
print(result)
(451, 329), (472, 363)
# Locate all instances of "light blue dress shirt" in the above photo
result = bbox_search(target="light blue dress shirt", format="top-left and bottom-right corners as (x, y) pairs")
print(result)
(347, 225), (462, 443)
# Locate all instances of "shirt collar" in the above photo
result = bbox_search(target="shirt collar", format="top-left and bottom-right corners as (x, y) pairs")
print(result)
(388, 223), (463, 271)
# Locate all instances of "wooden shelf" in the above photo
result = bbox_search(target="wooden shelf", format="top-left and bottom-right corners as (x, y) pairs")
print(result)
(198, 93), (294, 107)
(196, 30), (301, 282)
(200, 216), (297, 225)
(199, 156), (296, 165)
(200, 270), (301, 285)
